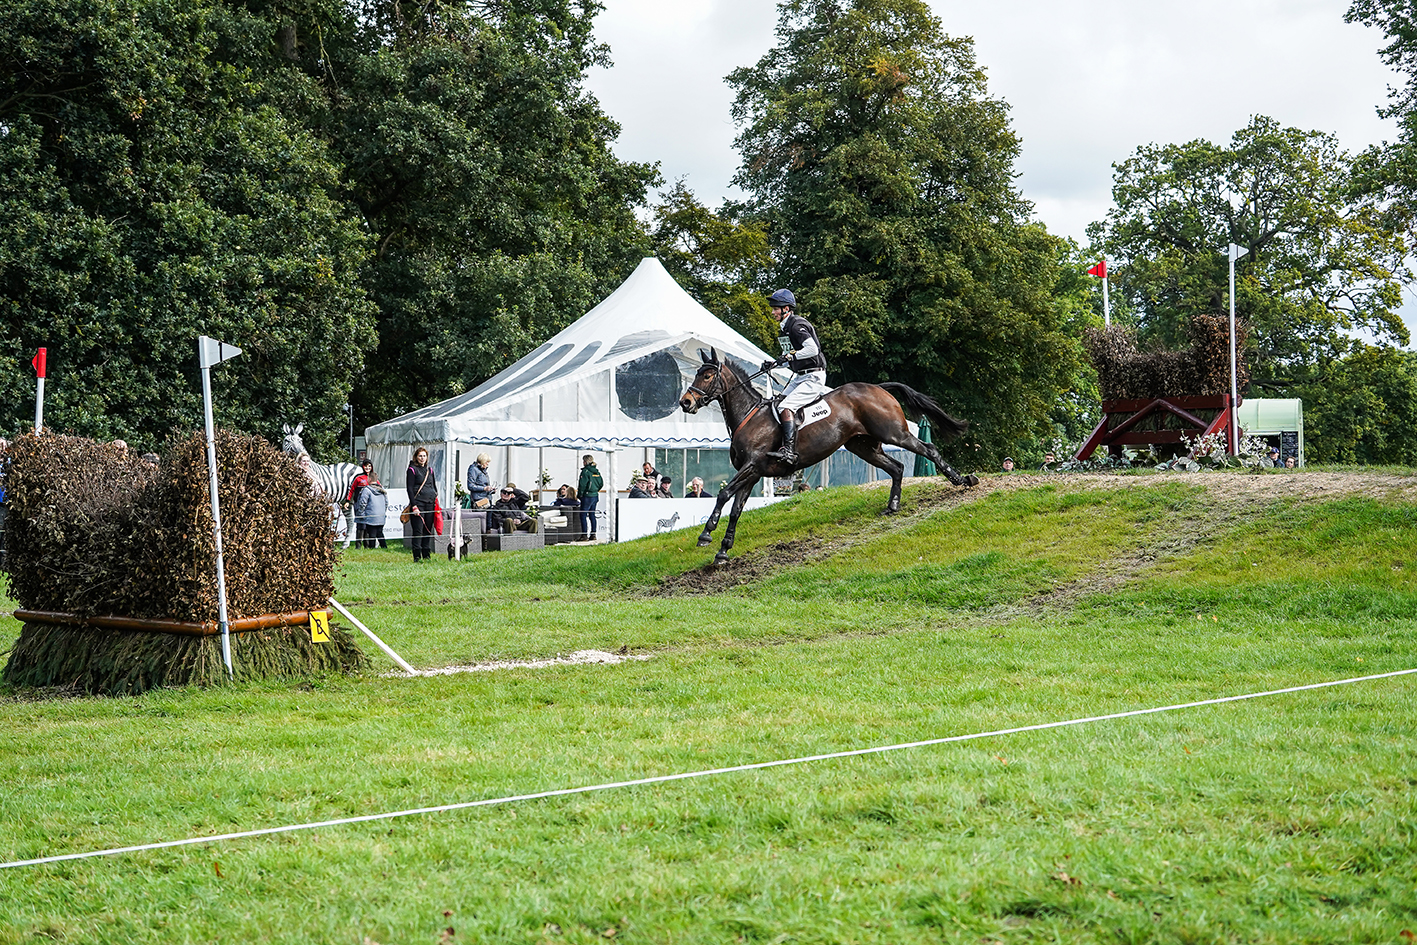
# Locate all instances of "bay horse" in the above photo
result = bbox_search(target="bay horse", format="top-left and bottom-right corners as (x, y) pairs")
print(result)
(679, 349), (978, 564)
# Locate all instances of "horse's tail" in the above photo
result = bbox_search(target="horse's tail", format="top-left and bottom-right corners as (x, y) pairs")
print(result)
(878, 383), (969, 438)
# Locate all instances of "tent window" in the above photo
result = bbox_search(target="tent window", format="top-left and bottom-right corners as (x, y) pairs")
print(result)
(616, 350), (683, 421)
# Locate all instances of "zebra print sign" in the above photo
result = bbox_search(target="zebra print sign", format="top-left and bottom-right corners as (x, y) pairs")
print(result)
(280, 423), (361, 508)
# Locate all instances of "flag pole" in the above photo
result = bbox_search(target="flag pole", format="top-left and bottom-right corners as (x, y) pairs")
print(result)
(197, 335), (243, 678)
(32, 348), (47, 434)
(1102, 270), (1110, 327)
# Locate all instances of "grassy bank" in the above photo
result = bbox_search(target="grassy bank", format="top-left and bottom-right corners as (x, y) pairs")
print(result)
(1, 471), (1415, 943)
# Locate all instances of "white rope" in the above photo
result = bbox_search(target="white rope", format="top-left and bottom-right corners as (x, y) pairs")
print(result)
(2, 667), (1411, 870)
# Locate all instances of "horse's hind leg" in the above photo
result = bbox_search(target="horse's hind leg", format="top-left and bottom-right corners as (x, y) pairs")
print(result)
(846, 436), (905, 512)
(894, 432), (978, 488)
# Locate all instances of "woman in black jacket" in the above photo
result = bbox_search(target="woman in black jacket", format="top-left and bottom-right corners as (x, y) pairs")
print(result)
(405, 447), (439, 562)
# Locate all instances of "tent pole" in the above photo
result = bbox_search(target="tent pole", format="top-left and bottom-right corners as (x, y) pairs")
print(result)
(607, 444), (617, 543)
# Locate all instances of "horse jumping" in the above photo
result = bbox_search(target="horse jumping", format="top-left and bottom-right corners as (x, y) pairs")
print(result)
(679, 349), (978, 564)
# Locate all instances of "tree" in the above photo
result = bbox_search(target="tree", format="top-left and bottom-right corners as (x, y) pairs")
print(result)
(1092, 116), (1410, 388)
(1298, 345), (1417, 465)
(726, 0), (1079, 464)
(305, 0), (660, 423)
(0, 0), (377, 457)
(648, 182), (776, 349)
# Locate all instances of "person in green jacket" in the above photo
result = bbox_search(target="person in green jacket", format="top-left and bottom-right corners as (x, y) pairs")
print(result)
(577, 454), (604, 540)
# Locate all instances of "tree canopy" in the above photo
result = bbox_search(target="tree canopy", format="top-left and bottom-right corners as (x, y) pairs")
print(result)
(1, 0), (656, 455)
(1, 0), (376, 456)
(726, 0), (1081, 463)
(1092, 116), (1410, 390)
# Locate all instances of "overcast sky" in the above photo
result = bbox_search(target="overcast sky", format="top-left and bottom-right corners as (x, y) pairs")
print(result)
(585, 0), (1402, 245)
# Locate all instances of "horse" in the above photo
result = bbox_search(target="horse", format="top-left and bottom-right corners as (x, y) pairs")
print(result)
(280, 424), (362, 545)
(678, 348), (978, 564)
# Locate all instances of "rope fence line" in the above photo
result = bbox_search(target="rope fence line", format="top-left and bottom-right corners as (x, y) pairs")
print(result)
(2, 667), (1412, 871)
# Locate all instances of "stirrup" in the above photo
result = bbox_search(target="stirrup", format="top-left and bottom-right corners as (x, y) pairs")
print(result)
(767, 448), (799, 464)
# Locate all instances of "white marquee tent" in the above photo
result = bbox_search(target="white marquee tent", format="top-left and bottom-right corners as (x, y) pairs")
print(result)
(363, 257), (783, 530)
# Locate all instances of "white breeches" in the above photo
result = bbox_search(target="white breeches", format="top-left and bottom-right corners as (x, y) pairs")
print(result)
(779, 371), (829, 413)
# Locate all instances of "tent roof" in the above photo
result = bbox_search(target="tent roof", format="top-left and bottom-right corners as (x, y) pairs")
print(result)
(365, 258), (779, 448)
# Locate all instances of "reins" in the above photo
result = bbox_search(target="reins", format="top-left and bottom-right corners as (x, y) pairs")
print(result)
(689, 365), (771, 439)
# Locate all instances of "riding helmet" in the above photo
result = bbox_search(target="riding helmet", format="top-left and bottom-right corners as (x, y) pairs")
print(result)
(768, 288), (796, 309)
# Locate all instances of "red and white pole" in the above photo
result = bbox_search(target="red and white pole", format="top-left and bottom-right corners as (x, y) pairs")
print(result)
(31, 348), (46, 434)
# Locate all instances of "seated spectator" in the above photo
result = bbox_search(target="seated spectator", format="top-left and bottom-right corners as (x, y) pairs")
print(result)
(1284, 456), (1297, 469)
(685, 476), (710, 498)
(628, 476), (656, 498)
(1040, 451), (1056, 471)
(1267, 446), (1281, 467)
(657, 475), (674, 498)
(552, 484), (580, 510)
(488, 483), (534, 533)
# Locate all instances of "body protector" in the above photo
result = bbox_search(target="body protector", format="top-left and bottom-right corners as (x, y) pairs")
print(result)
(776, 313), (826, 374)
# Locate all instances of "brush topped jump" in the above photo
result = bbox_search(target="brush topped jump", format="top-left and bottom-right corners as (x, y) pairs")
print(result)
(678, 289), (977, 565)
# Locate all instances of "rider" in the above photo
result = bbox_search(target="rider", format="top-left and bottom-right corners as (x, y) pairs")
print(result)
(761, 288), (827, 465)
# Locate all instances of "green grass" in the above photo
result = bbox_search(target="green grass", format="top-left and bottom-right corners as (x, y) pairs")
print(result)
(2, 472), (1415, 943)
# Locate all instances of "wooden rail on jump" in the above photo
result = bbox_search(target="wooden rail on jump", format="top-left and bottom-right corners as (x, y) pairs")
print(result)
(1075, 394), (1235, 460)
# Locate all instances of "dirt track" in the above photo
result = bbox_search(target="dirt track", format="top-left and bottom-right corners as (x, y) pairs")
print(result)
(655, 469), (1417, 598)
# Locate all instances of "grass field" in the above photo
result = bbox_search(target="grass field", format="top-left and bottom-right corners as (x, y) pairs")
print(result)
(2, 470), (1415, 944)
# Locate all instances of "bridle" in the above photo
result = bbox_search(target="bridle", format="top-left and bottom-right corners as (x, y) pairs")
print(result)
(687, 363), (763, 408)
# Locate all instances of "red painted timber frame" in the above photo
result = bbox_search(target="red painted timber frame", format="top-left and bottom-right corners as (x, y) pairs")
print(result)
(1075, 394), (1234, 460)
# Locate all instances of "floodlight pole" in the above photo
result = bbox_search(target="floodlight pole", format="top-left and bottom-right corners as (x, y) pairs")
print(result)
(1227, 243), (1248, 455)
(198, 335), (243, 678)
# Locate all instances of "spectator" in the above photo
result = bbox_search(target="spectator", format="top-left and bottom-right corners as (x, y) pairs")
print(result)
(628, 475), (656, 498)
(1040, 451), (1056, 472)
(465, 452), (495, 508)
(405, 447), (439, 562)
(349, 458), (388, 548)
(141, 452), (160, 465)
(112, 438), (128, 452)
(1267, 446), (1281, 467)
(297, 452), (323, 498)
(685, 476), (710, 498)
(552, 484), (580, 534)
(1002, 457), (1015, 474)
(488, 483), (534, 533)
(577, 454), (603, 541)
(1284, 456), (1297, 469)
(657, 475), (674, 498)
(642, 461), (658, 482)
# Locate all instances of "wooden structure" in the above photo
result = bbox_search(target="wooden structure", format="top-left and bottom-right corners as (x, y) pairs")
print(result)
(1076, 394), (1235, 460)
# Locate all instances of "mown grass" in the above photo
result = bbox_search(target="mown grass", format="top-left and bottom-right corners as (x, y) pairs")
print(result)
(1, 471), (1415, 943)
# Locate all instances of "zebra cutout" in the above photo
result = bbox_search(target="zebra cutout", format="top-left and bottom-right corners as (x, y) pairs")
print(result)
(655, 511), (680, 533)
(281, 424), (361, 546)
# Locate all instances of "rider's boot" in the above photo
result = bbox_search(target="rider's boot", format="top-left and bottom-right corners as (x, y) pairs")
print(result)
(767, 417), (799, 465)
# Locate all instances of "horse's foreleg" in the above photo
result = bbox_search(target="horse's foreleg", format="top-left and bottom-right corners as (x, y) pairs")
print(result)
(715, 482), (758, 564)
(699, 465), (759, 547)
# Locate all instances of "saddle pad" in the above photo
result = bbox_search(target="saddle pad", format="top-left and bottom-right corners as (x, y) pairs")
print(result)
(799, 399), (832, 428)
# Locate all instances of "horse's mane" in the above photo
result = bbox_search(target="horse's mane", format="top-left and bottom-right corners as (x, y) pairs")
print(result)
(720, 359), (760, 399)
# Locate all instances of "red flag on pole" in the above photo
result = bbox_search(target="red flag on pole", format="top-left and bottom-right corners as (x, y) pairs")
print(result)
(31, 348), (47, 379)
(1086, 260), (1107, 278)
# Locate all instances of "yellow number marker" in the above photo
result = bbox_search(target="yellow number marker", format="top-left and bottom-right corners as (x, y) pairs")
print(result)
(309, 610), (330, 643)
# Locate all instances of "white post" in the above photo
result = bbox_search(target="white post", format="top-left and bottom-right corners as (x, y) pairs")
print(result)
(1102, 274), (1110, 328)
(606, 444), (617, 543)
(197, 336), (242, 678)
(1228, 243), (1248, 455)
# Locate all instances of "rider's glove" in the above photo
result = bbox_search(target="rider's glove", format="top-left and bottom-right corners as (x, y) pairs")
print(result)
(761, 359), (779, 373)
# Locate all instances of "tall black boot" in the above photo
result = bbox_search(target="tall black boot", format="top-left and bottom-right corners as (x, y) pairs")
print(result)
(767, 418), (799, 465)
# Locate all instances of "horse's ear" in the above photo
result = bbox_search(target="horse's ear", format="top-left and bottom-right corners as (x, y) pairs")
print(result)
(698, 348), (710, 363)
(709, 347), (719, 364)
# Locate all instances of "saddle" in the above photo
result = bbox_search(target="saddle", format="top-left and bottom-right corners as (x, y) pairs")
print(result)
(770, 392), (830, 423)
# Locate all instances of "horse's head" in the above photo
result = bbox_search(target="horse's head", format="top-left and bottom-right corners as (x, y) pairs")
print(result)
(680, 348), (723, 415)
(280, 422), (305, 457)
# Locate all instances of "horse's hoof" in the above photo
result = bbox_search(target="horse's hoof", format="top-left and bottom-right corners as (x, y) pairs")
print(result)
(964, 474), (979, 487)
(713, 552), (729, 565)
(697, 534), (712, 547)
